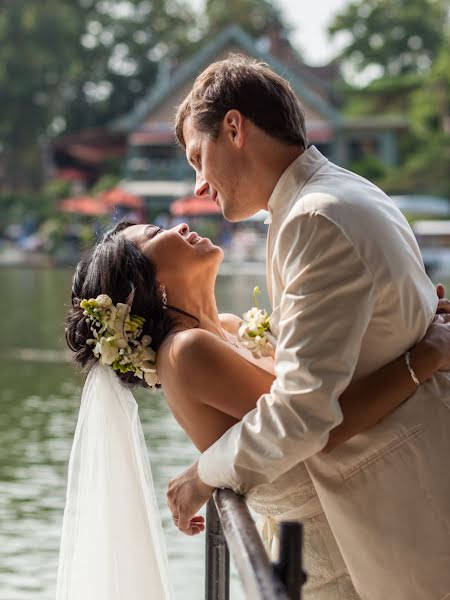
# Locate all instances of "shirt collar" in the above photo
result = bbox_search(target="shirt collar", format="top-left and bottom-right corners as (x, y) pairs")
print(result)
(267, 145), (328, 224)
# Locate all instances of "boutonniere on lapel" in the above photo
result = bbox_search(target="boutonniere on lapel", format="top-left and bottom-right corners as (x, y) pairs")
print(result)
(237, 287), (276, 356)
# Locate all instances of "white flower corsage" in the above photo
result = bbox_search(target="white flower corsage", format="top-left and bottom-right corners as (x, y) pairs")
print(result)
(237, 287), (275, 357)
(81, 294), (159, 387)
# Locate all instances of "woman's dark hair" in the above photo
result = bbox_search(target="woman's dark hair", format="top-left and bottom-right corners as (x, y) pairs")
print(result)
(65, 221), (179, 388)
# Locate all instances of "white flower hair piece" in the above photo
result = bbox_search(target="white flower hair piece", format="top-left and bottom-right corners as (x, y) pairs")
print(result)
(80, 294), (159, 387)
(237, 286), (274, 357)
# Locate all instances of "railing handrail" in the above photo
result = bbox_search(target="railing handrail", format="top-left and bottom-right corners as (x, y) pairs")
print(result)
(205, 489), (305, 599)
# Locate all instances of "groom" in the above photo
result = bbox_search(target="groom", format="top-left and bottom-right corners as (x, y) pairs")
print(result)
(167, 55), (450, 598)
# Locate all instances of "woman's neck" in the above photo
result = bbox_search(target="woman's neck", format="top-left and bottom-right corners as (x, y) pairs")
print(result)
(166, 283), (224, 337)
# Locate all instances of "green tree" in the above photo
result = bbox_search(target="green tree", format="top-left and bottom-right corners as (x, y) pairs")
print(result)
(329, 0), (450, 196)
(329, 0), (448, 78)
(205, 0), (286, 38)
(393, 36), (450, 196)
(411, 39), (450, 134)
(0, 0), (196, 192)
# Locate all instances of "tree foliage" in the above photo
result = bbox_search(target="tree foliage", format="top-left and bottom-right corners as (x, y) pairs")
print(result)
(0, 0), (289, 194)
(329, 0), (450, 196)
(410, 40), (450, 134)
(0, 0), (197, 191)
(329, 0), (448, 78)
(205, 0), (285, 38)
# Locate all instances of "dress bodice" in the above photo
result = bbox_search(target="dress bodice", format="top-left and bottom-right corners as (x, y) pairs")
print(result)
(246, 460), (322, 520)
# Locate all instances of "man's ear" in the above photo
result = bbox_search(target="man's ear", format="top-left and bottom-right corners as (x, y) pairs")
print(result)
(223, 109), (245, 147)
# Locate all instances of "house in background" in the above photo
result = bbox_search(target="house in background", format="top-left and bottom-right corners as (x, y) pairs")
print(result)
(114, 24), (407, 215)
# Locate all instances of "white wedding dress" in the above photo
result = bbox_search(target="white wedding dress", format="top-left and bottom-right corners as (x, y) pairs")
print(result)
(57, 365), (358, 600)
(247, 461), (360, 600)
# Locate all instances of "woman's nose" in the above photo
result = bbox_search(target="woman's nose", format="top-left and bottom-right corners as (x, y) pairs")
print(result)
(176, 223), (189, 236)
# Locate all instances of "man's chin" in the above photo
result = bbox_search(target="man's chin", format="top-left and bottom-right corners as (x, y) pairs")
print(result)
(222, 204), (259, 223)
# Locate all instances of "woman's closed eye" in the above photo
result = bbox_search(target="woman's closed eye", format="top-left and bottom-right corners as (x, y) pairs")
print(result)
(146, 226), (163, 239)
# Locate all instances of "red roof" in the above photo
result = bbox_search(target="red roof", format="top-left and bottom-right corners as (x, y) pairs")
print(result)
(59, 187), (145, 216)
(170, 197), (222, 217)
(99, 188), (144, 209)
(59, 196), (110, 216)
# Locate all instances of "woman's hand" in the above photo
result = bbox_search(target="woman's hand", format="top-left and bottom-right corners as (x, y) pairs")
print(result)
(409, 284), (450, 378)
(167, 461), (214, 536)
(413, 320), (450, 375)
(435, 283), (450, 316)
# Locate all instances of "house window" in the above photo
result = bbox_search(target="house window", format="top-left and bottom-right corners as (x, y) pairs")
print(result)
(349, 137), (380, 162)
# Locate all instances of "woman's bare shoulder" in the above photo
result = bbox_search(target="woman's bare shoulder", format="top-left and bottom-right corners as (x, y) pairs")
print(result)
(219, 312), (242, 335)
(157, 329), (221, 378)
(163, 328), (217, 356)
(157, 327), (273, 420)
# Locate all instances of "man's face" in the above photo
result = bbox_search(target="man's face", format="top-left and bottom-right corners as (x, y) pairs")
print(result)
(182, 115), (255, 222)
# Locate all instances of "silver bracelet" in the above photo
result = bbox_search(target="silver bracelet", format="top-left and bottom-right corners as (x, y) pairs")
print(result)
(405, 351), (420, 386)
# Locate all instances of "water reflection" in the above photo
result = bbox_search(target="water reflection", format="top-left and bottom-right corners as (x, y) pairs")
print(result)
(0, 267), (268, 599)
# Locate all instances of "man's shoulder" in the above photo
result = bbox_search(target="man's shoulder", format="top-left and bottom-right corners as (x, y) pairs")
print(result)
(284, 169), (401, 237)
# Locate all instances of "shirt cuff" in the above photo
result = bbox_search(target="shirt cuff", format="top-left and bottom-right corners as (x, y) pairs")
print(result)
(197, 435), (247, 495)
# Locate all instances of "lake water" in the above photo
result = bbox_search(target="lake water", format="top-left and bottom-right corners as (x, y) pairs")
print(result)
(0, 266), (270, 600)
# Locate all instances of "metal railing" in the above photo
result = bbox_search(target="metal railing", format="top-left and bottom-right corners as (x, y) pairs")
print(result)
(205, 489), (306, 599)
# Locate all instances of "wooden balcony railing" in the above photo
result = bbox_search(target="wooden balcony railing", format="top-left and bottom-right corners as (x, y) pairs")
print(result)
(205, 489), (306, 599)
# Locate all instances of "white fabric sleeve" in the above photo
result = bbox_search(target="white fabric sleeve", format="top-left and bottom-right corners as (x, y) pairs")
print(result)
(198, 213), (375, 492)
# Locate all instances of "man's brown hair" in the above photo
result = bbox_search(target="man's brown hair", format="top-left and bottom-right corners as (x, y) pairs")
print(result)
(175, 54), (308, 150)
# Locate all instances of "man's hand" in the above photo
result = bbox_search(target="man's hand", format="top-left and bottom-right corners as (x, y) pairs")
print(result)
(167, 461), (215, 535)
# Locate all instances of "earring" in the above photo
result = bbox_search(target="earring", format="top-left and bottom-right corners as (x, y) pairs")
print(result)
(160, 284), (167, 310)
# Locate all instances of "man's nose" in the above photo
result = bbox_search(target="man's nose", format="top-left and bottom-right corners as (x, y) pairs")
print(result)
(194, 173), (210, 198)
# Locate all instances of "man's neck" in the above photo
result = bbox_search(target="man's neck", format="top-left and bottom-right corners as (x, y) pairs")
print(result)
(249, 138), (304, 211)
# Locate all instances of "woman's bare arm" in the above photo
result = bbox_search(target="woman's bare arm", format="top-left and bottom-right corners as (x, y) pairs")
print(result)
(158, 328), (274, 451)
(159, 320), (450, 454)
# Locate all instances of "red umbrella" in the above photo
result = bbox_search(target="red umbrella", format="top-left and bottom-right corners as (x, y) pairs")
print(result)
(170, 196), (222, 217)
(100, 188), (144, 209)
(56, 167), (88, 183)
(59, 196), (110, 216)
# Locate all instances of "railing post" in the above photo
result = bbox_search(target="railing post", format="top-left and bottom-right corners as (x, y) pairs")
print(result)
(205, 497), (230, 600)
(273, 521), (307, 600)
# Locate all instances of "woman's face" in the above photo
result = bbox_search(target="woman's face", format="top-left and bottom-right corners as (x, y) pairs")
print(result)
(122, 222), (223, 282)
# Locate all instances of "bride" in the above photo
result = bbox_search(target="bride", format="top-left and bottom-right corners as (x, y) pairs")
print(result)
(60, 220), (450, 599)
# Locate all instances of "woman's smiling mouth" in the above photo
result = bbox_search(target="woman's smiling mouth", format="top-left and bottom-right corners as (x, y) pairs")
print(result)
(187, 232), (202, 245)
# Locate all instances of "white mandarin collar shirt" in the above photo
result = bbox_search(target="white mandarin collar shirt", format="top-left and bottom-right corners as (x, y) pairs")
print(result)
(263, 146), (327, 226)
(198, 146), (437, 494)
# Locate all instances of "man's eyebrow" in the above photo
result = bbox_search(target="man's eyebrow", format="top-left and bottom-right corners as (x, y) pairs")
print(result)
(186, 148), (198, 166)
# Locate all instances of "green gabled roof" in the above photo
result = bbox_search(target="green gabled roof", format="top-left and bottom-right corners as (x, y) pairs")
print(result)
(114, 24), (339, 132)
